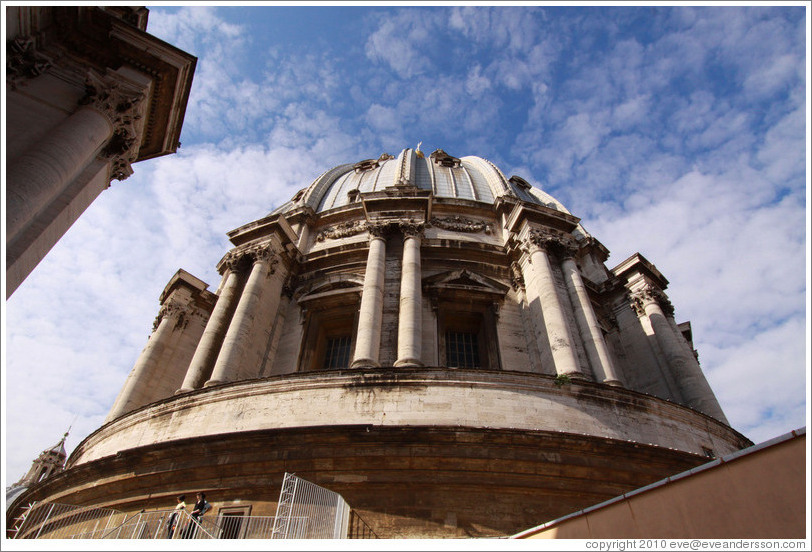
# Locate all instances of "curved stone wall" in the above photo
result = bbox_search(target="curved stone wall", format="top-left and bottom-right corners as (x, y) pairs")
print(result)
(71, 369), (750, 467)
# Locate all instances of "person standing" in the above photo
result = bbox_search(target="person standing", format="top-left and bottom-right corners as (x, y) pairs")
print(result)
(184, 492), (211, 538)
(167, 495), (186, 538)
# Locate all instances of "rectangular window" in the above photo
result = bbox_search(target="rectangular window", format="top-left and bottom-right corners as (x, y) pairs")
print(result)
(323, 336), (352, 369)
(446, 332), (480, 368)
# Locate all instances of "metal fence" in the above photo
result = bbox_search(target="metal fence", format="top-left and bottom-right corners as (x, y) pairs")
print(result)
(10, 473), (377, 539)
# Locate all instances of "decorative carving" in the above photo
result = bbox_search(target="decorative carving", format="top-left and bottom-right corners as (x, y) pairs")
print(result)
(316, 220), (368, 242)
(6, 36), (52, 89)
(429, 216), (492, 234)
(510, 261), (525, 291)
(81, 70), (146, 182)
(629, 285), (675, 318)
(526, 229), (578, 259)
(282, 276), (298, 298)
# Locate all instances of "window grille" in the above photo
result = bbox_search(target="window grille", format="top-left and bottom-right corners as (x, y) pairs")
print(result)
(446, 332), (480, 368)
(323, 336), (352, 369)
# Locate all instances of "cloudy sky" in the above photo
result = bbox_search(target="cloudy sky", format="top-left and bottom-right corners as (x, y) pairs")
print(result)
(3, 4), (809, 492)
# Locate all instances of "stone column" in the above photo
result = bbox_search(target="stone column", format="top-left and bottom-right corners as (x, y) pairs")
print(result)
(631, 286), (728, 423)
(106, 299), (187, 421)
(522, 230), (582, 377)
(394, 223), (424, 367)
(177, 255), (245, 393)
(352, 226), (388, 368)
(560, 253), (623, 386)
(6, 71), (145, 244)
(205, 245), (278, 387)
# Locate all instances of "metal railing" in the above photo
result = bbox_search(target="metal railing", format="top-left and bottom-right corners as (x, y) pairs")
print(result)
(11, 474), (376, 539)
(12, 501), (125, 539)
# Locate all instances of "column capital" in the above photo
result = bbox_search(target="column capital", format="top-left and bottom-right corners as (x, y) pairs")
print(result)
(629, 284), (675, 317)
(220, 250), (245, 274)
(80, 70), (148, 182)
(246, 243), (280, 274)
(399, 221), (425, 239)
(152, 299), (193, 331)
(525, 228), (578, 259)
(367, 222), (392, 239)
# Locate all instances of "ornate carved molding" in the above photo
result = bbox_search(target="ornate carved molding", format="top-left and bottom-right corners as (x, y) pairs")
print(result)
(429, 216), (492, 234)
(6, 36), (52, 89)
(80, 70), (147, 182)
(629, 285), (675, 318)
(316, 220), (368, 242)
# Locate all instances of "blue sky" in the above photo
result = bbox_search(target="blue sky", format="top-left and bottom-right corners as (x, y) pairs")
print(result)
(3, 4), (809, 493)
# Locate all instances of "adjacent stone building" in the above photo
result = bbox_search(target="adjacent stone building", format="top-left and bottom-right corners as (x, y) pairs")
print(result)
(5, 6), (196, 297)
(6, 148), (751, 538)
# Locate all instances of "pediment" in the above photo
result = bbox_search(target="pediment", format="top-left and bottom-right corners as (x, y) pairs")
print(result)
(423, 269), (509, 296)
(297, 276), (364, 303)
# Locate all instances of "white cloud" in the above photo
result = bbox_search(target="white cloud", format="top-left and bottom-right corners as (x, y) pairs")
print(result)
(365, 11), (433, 79)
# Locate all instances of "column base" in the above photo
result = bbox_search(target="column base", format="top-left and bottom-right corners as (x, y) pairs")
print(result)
(175, 387), (195, 395)
(203, 379), (225, 388)
(393, 358), (424, 368)
(603, 379), (624, 387)
(351, 358), (381, 369)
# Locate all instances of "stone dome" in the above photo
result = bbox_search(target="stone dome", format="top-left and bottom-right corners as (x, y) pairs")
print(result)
(21, 146), (746, 540)
(274, 147), (572, 217)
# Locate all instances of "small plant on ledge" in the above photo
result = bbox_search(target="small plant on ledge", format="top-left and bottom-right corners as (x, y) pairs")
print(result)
(554, 374), (572, 387)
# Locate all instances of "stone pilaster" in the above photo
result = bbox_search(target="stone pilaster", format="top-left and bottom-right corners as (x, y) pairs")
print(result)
(351, 224), (389, 368)
(205, 244), (280, 387)
(630, 285), (728, 423)
(394, 223), (424, 367)
(106, 298), (189, 421)
(177, 254), (245, 393)
(520, 229), (582, 378)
